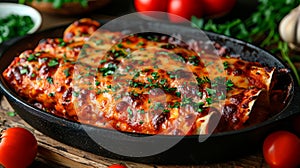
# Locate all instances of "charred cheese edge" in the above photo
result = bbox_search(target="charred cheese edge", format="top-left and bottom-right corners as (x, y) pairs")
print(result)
(2, 19), (275, 135)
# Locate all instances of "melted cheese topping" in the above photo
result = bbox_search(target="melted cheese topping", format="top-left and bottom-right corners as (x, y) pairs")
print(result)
(2, 19), (275, 135)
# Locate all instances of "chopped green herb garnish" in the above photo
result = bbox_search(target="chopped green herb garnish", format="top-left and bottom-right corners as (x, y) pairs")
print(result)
(95, 39), (103, 45)
(188, 55), (200, 66)
(20, 69), (28, 74)
(100, 60), (107, 64)
(151, 72), (159, 80)
(48, 92), (55, 97)
(46, 77), (53, 84)
(63, 68), (70, 77)
(197, 108), (203, 113)
(58, 38), (66, 46)
(6, 111), (16, 117)
(226, 80), (234, 90)
(48, 59), (59, 67)
(147, 77), (153, 83)
(163, 109), (170, 113)
(127, 107), (133, 117)
(164, 87), (176, 92)
(137, 109), (145, 114)
(197, 102), (205, 113)
(31, 73), (36, 78)
(95, 81), (100, 86)
(169, 74), (176, 79)
(206, 88), (217, 96)
(171, 102), (180, 108)
(196, 91), (203, 97)
(159, 79), (167, 85)
(223, 61), (229, 70)
(137, 41), (144, 46)
(133, 72), (140, 79)
(181, 97), (193, 106)
(117, 43), (123, 48)
(99, 63), (117, 76)
(196, 76), (210, 85)
(206, 97), (213, 105)
(72, 91), (80, 97)
(27, 54), (36, 61)
(218, 92), (226, 100)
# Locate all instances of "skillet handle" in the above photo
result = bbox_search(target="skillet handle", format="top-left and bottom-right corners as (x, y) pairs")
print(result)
(274, 86), (300, 121)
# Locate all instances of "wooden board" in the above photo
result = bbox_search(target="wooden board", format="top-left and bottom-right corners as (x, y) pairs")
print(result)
(0, 96), (269, 168)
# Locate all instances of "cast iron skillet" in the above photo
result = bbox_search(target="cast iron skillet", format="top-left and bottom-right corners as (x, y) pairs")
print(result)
(0, 20), (299, 164)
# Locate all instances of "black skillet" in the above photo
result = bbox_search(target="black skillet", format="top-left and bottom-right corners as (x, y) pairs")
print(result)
(0, 20), (299, 164)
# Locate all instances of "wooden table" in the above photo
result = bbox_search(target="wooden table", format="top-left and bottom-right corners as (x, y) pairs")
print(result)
(0, 1), (279, 167)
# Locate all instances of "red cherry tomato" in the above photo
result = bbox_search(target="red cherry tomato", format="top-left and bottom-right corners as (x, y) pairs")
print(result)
(134, 0), (168, 12)
(168, 0), (203, 22)
(108, 164), (128, 168)
(0, 127), (38, 168)
(202, 0), (236, 18)
(263, 130), (300, 168)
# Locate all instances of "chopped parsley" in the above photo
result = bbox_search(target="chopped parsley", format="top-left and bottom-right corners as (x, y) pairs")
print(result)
(151, 72), (159, 80)
(159, 79), (167, 85)
(206, 88), (217, 96)
(226, 80), (234, 90)
(72, 91), (80, 97)
(46, 77), (53, 84)
(171, 102), (180, 108)
(137, 109), (145, 114)
(100, 60), (107, 64)
(20, 68), (28, 74)
(206, 97), (213, 105)
(223, 61), (229, 70)
(27, 54), (37, 61)
(95, 81), (100, 86)
(6, 111), (16, 117)
(127, 107), (133, 117)
(163, 109), (170, 113)
(58, 38), (66, 46)
(98, 63), (117, 76)
(48, 59), (59, 67)
(63, 68), (70, 77)
(188, 55), (200, 66)
(31, 73), (36, 78)
(196, 76), (210, 85)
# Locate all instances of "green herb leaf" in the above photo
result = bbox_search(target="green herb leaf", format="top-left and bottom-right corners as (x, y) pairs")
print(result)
(27, 54), (36, 61)
(63, 68), (70, 77)
(20, 68), (28, 74)
(46, 77), (54, 84)
(48, 59), (59, 67)
(6, 111), (16, 117)
(226, 80), (234, 90)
